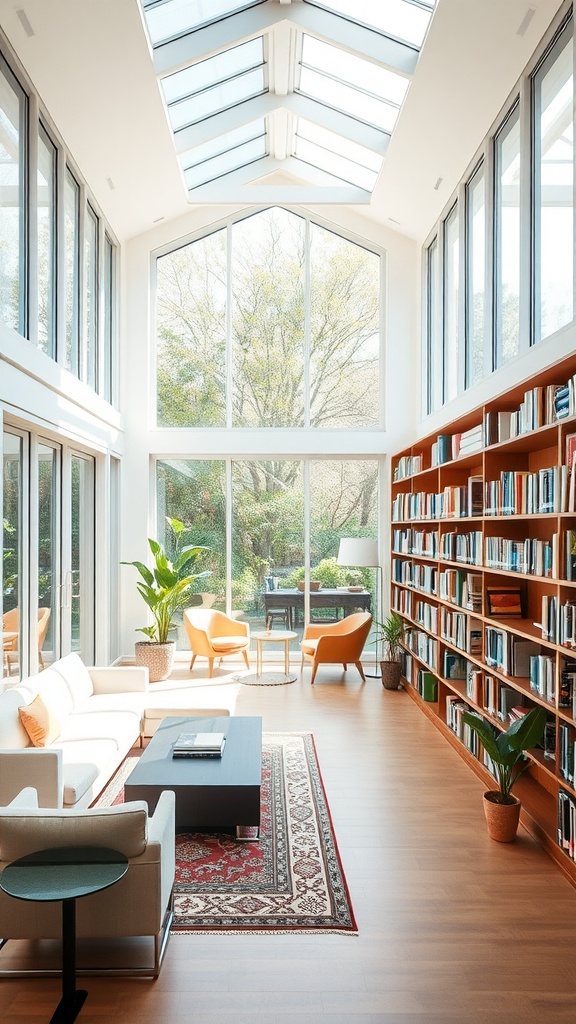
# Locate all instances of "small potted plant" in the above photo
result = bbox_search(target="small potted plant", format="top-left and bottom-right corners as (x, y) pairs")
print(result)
(122, 517), (210, 682)
(462, 706), (547, 842)
(374, 611), (405, 689)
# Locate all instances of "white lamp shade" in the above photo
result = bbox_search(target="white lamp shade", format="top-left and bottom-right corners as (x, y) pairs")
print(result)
(337, 537), (379, 567)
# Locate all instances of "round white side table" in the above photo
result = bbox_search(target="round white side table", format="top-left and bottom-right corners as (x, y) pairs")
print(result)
(252, 629), (298, 681)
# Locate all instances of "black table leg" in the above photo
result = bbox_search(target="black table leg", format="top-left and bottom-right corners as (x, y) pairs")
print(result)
(49, 898), (88, 1024)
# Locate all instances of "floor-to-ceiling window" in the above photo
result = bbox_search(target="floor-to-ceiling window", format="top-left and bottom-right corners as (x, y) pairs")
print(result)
(0, 55), (26, 335)
(2, 429), (96, 680)
(466, 161), (485, 388)
(156, 207), (381, 430)
(156, 457), (379, 648)
(533, 18), (574, 342)
(423, 11), (575, 412)
(154, 206), (382, 654)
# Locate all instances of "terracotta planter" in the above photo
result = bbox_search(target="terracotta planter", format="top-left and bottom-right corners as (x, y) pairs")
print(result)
(380, 660), (402, 690)
(482, 791), (521, 842)
(135, 640), (175, 683)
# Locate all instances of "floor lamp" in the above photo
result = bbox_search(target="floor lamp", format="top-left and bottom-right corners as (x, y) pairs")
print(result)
(337, 537), (382, 679)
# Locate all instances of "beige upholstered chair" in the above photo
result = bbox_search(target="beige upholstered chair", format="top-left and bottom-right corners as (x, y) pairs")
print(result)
(2, 607), (51, 675)
(300, 611), (372, 685)
(184, 608), (250, 677)
(0, 787), (175, 977)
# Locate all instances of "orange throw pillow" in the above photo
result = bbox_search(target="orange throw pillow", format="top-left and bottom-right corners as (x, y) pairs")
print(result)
(18, 695), (61, 747)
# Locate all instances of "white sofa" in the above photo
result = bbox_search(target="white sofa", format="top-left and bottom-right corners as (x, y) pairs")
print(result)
(0, 654), (149, 809)
(0, 786), (175, 976)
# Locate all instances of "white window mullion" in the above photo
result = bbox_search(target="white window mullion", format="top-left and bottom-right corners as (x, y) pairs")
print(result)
(27, 93), (40, 347)
(226, 458), (233, 616)
(304, 214), (311, 428)
(226, 221), (233, 428)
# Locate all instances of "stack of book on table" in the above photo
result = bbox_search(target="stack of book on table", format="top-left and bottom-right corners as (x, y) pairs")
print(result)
(172, 731), (226, 758)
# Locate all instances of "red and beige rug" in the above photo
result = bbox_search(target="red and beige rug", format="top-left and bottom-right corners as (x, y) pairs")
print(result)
(96, 732), (357, 935)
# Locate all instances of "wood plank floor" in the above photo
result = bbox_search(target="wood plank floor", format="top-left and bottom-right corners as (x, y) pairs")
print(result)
(2, 661), (576, 1023)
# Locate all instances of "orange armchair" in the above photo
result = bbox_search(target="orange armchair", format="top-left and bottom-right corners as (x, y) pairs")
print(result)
(183, 608), (250, 677)
(300, 611), (372, 685)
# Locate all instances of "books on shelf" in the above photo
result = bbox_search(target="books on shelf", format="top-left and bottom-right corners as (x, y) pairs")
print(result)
(172, 731), (226, 758)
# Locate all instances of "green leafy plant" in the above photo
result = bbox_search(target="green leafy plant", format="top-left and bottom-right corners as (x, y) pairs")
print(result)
(462, 707), (547, 804)
(373, 611), (405, 662)
(122, 517), (211, 643)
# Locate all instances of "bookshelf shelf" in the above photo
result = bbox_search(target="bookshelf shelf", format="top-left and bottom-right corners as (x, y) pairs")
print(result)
(391, 352), (576, 884)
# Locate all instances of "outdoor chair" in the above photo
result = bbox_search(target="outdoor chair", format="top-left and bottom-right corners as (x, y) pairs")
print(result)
(2, 607), (51, 676)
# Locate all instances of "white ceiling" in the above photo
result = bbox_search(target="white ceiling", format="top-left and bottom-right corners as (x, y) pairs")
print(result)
(0, 0), (567, 244)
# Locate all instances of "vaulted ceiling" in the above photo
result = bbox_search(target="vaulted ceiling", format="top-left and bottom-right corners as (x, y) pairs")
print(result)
(138, 0), (435, 205)
(0, 0), (566, 242)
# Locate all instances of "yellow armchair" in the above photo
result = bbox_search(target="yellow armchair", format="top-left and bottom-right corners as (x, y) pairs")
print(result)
(183, 608), (250, 677)
(300, 611), (372, 685)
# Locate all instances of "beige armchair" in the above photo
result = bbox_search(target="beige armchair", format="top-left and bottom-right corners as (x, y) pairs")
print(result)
(300, 611), (372, 685)
(184, 608), (250, 677)
(0, 788), (175, 977)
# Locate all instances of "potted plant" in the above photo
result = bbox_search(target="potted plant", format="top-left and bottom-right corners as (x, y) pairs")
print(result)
(374, 611), (405, 690)
(461, 706), (547, 842)
(122, 517), (210, 682)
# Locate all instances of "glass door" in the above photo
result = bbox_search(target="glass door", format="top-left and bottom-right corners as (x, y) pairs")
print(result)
(37, 441), (61, 668)
(2, 430), (24, 681)
(61, 451), (95, 662)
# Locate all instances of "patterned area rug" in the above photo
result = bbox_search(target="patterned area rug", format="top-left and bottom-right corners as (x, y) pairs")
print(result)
(232, 670), (298, 685)
(95, 733), (357, 935)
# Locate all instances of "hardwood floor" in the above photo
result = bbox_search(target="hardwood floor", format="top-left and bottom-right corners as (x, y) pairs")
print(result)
(2, 661), (576, 1022)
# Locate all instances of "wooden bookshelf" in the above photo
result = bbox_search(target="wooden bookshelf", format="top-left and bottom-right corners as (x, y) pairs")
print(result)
(391, 352), (576, 886)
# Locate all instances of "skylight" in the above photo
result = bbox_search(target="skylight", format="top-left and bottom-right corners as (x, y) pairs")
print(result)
(303, 0), (435, 48)
(298, 35), (408, 133)
(180, 119), (267, 189)
(142, 0), (266, 46)
(139, 0), (436, 203)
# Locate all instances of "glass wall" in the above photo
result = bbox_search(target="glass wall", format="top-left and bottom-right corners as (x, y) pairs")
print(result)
(156, 457), (379, 649)
(466, 162), (485, 388)
(425, 236), (442, 414)
(64, 169), (80, 376)
(2, 431), (22, 679)
(84, 204), (99, 390)
(37, 442), (59, 667)
(0, 38), (118, 403)
(443, 203), (459, 402)
(0, 56), (26, 334)
(423, 12), (575, 412)
(533, 21), (574, 342)
(494, 103), (521, 367)
(37, 124), (57, 356)
(156, 207), (381, 429)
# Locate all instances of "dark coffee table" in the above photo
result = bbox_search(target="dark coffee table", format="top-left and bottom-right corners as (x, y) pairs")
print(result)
(0, 845), (128, 1023)
(125, 716), (262, 835)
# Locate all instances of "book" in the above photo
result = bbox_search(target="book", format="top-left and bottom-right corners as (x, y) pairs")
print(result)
(173, 731), (226, 756)
(486, 586), (523, 617)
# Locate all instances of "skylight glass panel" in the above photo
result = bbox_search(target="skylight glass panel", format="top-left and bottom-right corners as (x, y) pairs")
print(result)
(183, 136), (266, 189)
(296, 119), (381, 172)
(167, 66), (265, 130)
(162, 37), (264, 104)
(298, 35), (406, 132)
(303, 0), (435, 48)
(302, 36), (408, 106)
(142, 0), (265, 47)
(299, 67), (399, 133)
(179, 119), (265, 170)
(294, 138), (378, 191)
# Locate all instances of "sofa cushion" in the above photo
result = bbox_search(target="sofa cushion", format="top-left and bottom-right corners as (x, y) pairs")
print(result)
(0, 801), (149, 861)
(52, 653), (94, 707)
(18, 694), (62, 747)
(59, 709), (140, 750)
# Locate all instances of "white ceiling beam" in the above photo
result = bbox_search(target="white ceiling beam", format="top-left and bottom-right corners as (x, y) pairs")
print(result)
(188, 181), (370, 204)
(174, 92), (389, 156)
(185, 154), (371, 202)
(153, 4), (418, 78)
